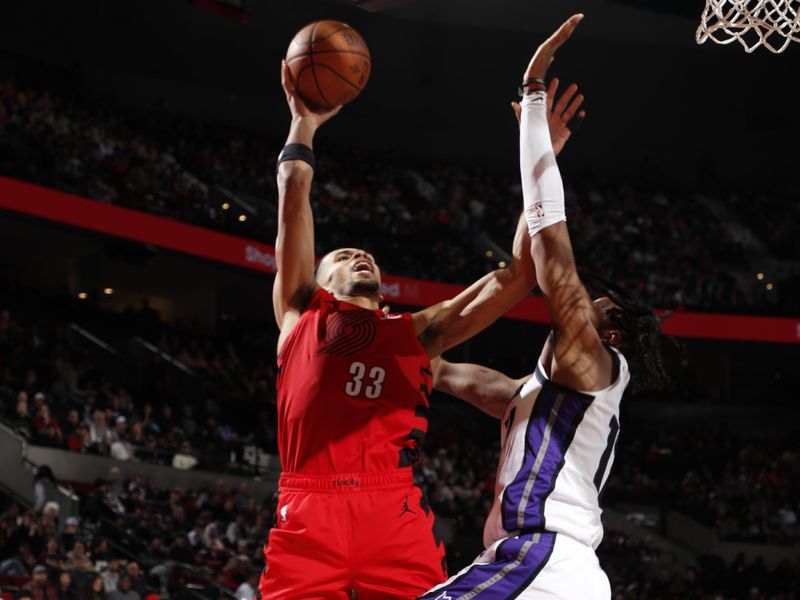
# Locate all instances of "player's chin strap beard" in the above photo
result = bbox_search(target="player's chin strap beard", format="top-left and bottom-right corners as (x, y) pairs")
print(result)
(350, 280), (380, 295)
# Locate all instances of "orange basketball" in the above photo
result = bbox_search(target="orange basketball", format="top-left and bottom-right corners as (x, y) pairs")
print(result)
(285, 20), (371, 111)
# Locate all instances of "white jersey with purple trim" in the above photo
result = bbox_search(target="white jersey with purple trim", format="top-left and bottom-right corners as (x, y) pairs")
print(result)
(483, 347), (629, 550)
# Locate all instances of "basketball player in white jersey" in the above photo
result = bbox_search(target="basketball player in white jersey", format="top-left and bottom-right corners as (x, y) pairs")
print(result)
(420, 14), (673, 600)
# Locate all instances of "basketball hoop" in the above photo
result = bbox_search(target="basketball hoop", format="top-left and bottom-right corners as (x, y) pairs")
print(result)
(696, 0), (800, 53)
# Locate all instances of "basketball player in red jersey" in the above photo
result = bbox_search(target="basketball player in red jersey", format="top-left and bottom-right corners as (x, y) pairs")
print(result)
(259, 30), (585, 599)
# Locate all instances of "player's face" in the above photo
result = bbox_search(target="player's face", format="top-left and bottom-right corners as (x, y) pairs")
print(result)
(318, 248), (382, 297)
(593, 296), (622, 347)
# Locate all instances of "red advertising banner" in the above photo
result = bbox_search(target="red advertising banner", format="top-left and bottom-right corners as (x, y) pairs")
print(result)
(1, 176), (798, 344)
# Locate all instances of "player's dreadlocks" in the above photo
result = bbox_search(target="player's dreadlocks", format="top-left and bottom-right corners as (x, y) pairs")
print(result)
(580, 270), (683, 394)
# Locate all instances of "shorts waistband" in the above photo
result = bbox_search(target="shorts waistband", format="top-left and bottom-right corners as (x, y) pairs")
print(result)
(279, 468), (414, 493)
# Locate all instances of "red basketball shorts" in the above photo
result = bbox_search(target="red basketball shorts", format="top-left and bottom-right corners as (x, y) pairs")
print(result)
(258, 468), (447, 600)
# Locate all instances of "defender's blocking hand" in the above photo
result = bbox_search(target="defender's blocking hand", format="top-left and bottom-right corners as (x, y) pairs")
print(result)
(523, 14), (583, 84)
(511, 77), (585, 156)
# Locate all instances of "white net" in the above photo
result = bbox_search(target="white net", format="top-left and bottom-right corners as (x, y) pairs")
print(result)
(697, 0), (800, 53)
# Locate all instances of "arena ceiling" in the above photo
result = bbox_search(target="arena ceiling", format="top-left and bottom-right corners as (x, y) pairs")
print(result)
(328, 0), (701, 45)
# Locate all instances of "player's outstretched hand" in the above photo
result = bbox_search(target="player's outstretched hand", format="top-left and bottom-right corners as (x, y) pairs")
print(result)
(523, 14), (583, 83)
(281, 60), (341, 127)
(511, 77), (585, 156)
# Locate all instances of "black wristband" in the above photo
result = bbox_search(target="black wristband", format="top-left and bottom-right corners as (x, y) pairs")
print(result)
(518, 77), (546, 97)
(277, 143), (315, 171)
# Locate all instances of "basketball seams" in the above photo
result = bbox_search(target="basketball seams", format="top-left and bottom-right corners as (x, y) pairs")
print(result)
(294, 62), (328, 110)
(286, 49), (371, 64)
(313, 25), (357, 45)
(287, 24), (356, 52)
(307, 22), (331, 109)
(313, 63), (365, 93)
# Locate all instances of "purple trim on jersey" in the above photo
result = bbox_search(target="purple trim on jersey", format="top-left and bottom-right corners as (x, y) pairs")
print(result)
(418, 532), (556, 599)
(501, 381), (594, 533)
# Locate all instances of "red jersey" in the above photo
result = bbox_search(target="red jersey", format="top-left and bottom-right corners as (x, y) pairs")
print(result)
(276, 288), (432, 475)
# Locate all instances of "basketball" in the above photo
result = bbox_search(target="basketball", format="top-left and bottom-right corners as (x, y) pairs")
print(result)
(285, 20), (371, 111)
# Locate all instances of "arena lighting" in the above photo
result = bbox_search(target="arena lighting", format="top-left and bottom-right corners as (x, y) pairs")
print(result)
(238, 214), (247, 222)
(222, 202), (230, 210)
(77, 292), (88, 300)
(103, 288), (114, 295)
(767, 283), (774, 291)
(498, 261), (507, 268)
(757, 272), (765, 280)
(485, 250), (493, 258)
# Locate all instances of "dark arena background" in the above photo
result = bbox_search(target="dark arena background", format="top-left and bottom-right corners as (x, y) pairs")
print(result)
(1, 0), (799, 599)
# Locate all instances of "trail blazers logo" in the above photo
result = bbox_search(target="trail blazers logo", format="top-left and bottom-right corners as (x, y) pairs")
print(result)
(320, 311), (377, 356)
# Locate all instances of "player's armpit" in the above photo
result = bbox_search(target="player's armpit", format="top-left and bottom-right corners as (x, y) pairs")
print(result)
(433, 359), (522, 419)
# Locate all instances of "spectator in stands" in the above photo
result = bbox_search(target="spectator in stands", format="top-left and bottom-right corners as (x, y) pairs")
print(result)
(106, 469), (124, 502)
(225, 514), (247, 547)
(11, 392), (32, 438)
(234, 570), (258, 600)
(145, 536), (167, 563)
(38, 505), (59, 543)
(90, 539), (111, 565)
(56, 570), (77, 600)
(62, 410), (81, 441)
(167, 534), (193, 564)
(109, 417), (132, 461)
(30, 393), (45, 416)
(123, 562), (146, 599)
(87, 411), (112, 455)
(81, 574), (107, 600)
(171, 442), (197, 470)
(111, 417), (127, 444)
(125, 422), (145, 454)
(63, 541), (92, 574)
(32, 467), (58, 515)
(99, 559), (122, 594)
(24, 564), (57, 600)
(78, 395), (97, 430)
(65, 424), (89, 453)
(40, 537), (64, 573)
(0, 500), (20, 524)
(32, 405), (63, 447)
(59, 518), (79, 552)
(0, 541), (34, 577)
(107, 575), (138, 600)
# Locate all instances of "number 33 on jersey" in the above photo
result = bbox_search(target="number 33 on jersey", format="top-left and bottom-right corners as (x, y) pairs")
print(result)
(276, 288), (433, 474)
(345, 361), (387, 398)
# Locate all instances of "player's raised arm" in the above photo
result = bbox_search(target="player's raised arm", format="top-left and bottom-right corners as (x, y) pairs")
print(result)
(431, 358), (526, 419)
(520, 14), (614, 392)
(414, 23), (587, 359)
(414, 211), (535, 358)
(273, 61), (340, 344)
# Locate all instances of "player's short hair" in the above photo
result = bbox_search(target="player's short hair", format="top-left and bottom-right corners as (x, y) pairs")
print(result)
(580, 270), (683, 394)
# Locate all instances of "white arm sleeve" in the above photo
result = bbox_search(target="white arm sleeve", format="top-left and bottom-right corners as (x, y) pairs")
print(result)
(519, 91), (566, 237)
